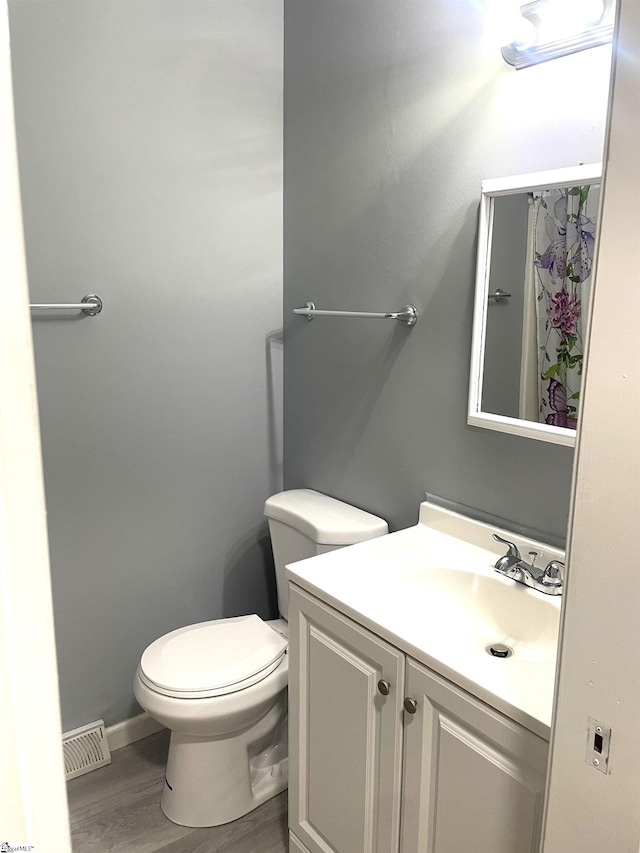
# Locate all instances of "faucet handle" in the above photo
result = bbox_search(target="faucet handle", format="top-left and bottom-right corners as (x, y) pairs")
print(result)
(542, 559), (564, 587)
(492, 533), (520, 558)
(492, 534), (521, 573)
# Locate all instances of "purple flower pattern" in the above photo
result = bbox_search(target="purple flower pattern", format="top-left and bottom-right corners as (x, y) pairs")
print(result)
(546, 288), (580, 335)
(534, 184), (599, 429)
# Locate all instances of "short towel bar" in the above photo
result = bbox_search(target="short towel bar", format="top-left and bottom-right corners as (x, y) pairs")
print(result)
(30, 294), (103, 316)
(294, 301), (418, 326)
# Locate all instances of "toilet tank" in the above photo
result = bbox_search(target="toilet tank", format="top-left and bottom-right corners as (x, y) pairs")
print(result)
(263, 489), (388, 620)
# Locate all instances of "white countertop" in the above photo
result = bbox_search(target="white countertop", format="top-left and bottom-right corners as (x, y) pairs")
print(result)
(286, 502), (564, 741)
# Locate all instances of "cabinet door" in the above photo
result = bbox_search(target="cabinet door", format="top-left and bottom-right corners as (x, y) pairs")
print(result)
(289, 585), (405, 853)
(400, 659), (548, 853)
(290, 832), (313, 853)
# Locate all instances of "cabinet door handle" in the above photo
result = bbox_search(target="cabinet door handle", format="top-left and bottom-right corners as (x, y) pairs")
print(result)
(403, 697), (418, 714)
(377, 679), (391, 696)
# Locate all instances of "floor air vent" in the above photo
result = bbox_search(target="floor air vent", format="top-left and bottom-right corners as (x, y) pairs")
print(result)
(63, 719), (111, 781)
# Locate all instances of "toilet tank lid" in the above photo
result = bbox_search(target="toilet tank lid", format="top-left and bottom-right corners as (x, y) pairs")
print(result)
(264, 489), (388, 545)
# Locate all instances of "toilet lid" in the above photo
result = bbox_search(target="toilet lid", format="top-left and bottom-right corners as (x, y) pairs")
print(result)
(140, 615), (287, 698)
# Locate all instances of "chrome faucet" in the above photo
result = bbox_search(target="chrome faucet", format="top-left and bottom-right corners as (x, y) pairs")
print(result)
(492, 534), (564, 596)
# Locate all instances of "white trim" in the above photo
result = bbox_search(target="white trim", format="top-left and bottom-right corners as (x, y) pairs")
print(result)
(0, 2), (71, 847)
(466, 410), (576, 446)
(105, 712), (166, 753)
(481, 163), (602, 197)
(467, 162), (602, 447)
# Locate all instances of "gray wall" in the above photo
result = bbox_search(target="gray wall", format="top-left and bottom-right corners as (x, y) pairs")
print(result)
(9, 0), (283, 730)
(482, 193), (529, 419)
(283, 1), (611, 542)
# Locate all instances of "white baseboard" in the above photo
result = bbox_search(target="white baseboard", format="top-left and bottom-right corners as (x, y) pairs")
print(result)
(105, 712), (165, 752)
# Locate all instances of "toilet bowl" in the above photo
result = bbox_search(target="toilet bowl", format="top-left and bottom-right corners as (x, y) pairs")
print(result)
(134, 489), (388, 827)
(134, 615), (289, 827)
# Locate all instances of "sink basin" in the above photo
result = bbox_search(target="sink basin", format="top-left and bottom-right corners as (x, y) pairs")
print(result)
(285, 500), (565, 737)
(396, 566), (560, 662)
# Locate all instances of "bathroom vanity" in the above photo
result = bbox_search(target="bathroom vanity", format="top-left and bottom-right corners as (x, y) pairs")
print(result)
(286, 502), (564, 853)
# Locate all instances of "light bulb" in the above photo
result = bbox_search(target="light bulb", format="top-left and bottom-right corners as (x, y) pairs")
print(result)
(485, 0), (534, 49)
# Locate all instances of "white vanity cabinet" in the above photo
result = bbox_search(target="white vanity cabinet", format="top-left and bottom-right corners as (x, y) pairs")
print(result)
(288, 584), (549, 853)
(400, 659), (547, 853)
(288, 585), (405, 853)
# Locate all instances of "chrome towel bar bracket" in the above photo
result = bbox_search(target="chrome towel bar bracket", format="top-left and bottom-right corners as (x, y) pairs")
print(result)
(30, 293), (103, 316)
(294, 301), (418, 327)
(487, 289), (511, 302)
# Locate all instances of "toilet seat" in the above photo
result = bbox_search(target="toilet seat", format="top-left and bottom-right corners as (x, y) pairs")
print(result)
(139, 614), (287, 699)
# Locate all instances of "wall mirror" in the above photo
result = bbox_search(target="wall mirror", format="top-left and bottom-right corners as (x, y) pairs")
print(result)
(468, 163), (602, 446)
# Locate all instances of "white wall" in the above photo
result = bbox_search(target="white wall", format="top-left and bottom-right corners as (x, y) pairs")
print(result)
(543, 0), (640, 846)
(0, 1), (70, 844)
(9, 0), (283, 730)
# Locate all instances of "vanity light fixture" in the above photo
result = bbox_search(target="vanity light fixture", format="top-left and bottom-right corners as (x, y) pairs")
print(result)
(501, 0), (615, 69)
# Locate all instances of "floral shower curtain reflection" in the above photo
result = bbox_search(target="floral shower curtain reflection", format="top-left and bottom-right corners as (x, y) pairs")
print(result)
(533, 184), (599, 428)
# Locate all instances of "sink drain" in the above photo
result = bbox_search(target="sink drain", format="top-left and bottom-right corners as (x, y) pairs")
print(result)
(487, 643), (513, 659)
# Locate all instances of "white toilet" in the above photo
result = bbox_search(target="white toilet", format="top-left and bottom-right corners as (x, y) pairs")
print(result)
(133, 488), (388, 827)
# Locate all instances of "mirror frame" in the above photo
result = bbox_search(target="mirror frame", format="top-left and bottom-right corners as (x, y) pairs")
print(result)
(468, 162), (602, 447)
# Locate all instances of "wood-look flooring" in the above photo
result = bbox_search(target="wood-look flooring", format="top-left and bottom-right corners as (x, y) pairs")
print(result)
(67, 729), (288, 853)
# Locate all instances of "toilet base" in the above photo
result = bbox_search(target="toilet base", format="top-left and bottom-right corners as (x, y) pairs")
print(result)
(161, 699), (288, 827)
